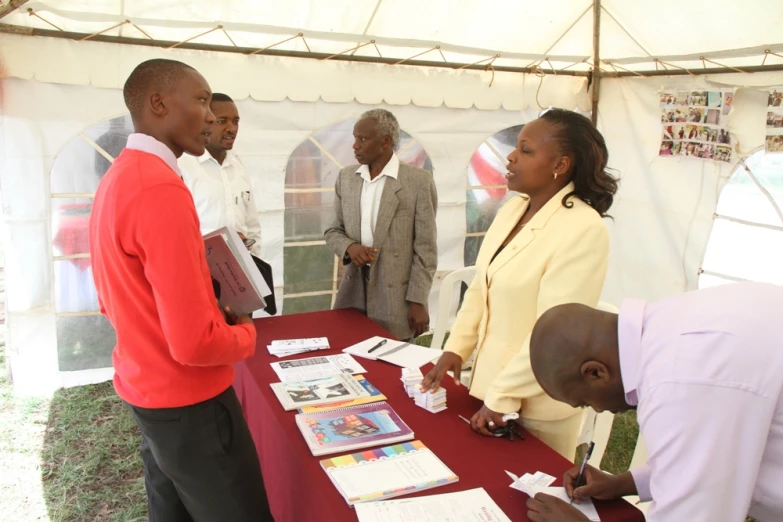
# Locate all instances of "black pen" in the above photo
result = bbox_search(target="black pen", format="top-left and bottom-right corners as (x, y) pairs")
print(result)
(570, 441), (595, 505)
(367, 339), (388, 354)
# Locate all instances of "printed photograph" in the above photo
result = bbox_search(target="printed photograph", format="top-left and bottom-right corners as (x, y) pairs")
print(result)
(767, 111), (783, 128)
(707, 91), (722, 108)
(696, 144), (715, 160)
(662, 108), (677, 123)
(722, 92), (734, 115)
(685, 124), (700, 140)
(659, 140), (675, 156)
(717, 128), (730, 145)
(676, 91), (690, 106)
(660, 92), (677, 107)
(766, 135), (783, 153)
(680, 141), (698, 157)
(768, 90), (783, 108)
(705, 108), (720, 125)
(715, 145), (732, 163)
(688, 91), (708, 107)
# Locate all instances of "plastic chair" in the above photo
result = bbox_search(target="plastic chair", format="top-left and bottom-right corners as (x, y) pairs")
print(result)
(430, 266), (477, 351)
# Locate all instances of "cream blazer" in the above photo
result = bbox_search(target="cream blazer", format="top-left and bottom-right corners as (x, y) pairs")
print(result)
(445, 183), (609, 421)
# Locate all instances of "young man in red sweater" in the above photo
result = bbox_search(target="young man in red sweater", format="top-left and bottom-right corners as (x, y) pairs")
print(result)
(89, 59), (273, 521)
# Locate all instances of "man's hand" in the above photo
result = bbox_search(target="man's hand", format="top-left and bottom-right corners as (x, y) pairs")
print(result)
(470, 404), (508, 437)
(407, 302), (429, 337)
(526, 493), (590, 522)
(420, 351), (463, 392)
(222, 306), (253, 326)
(346, 243), (378, 266)
(237, 232), (254, 251)
(564, 464), (629, 503)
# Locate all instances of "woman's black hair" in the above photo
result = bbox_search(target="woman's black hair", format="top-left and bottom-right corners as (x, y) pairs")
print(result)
(539, 109), (619, 217)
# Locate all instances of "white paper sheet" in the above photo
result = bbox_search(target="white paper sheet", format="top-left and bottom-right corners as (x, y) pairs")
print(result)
(354, 488), (511, 522)
(269, 354), (367, 382)
(344, 336), (442, 368)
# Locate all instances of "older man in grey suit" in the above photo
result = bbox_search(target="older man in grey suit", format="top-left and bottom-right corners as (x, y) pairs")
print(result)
(325, 109), (438, 340)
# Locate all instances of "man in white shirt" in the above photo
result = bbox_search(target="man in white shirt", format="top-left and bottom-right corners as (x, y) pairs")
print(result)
(325, 109), (438, 340)
(178, 93), (263, 260)
(179, 93), (275, 314)
(525, 282), (783, 522)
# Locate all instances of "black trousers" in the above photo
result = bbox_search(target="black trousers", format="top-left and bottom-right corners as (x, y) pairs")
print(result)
(125, 387), (274, 522)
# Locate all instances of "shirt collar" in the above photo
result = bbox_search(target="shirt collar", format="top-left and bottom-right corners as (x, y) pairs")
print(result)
(617, 298), (647, 407)
(125, 133), (181, 176)
(197, 149), (235, 167)
(356, 153), (400, 182)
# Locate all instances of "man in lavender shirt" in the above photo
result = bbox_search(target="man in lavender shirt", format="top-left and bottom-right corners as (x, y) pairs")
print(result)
(524, 282), (783, 522)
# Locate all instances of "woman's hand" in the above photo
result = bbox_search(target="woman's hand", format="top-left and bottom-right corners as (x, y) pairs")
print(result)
(420, 352), (463, 392)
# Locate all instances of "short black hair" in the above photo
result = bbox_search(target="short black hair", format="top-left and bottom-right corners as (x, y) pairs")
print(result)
(211, 93), (234, 104)
(123, 59), (196, 118)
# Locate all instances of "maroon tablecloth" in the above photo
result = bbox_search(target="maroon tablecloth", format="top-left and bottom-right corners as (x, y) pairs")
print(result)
(235, 309), (644, 522)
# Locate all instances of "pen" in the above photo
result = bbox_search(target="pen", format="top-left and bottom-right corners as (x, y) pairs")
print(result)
(570, 441), (595, 505)
(458, 415), (471, 424)
(367, 339), (388, 354)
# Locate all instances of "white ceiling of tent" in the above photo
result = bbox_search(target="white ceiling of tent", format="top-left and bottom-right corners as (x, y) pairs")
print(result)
(2, 0), (783, 72)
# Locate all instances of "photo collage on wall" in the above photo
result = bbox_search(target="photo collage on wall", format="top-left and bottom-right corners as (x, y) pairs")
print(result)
(765, 89), (783, 153)
(659, 89), (734, 162)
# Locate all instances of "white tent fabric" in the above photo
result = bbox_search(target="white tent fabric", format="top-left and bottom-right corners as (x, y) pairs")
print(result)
(1, 2), (782, 395)
(4, 0), (783, 71)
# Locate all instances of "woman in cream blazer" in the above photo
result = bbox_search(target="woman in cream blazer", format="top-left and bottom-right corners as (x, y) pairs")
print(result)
(421, 109), (618, 459)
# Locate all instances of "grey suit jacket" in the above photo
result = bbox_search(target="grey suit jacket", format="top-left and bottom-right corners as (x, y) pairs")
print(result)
(324, 162), (438, 339)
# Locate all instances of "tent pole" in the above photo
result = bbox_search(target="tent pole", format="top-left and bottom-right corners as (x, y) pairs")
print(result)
(0, 0), (28, 20)
(591, 0), (601, 125)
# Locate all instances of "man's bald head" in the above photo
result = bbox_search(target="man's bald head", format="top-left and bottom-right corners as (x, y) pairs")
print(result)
(530, 303), (630, 414)
(123, 59), (196, 120)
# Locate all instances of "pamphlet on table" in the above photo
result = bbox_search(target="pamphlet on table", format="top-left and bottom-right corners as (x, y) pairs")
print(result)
(320, 440), (458, 505)
(343, 336), (441, 368)
(270, 354), (367, 383)
(298, 375), (386, 413)
(270, 374), (372, 411)
(267, 337), (330, 357)
(354, 487), (511, 522)
(506, 470), (600, 521)
(295, 402), (414, 456)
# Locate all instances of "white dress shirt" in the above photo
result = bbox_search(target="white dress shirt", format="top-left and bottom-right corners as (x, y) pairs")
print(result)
(178, 150), (263, 258)
(356, 153), (400, 247)
(619, 282), (783, 522)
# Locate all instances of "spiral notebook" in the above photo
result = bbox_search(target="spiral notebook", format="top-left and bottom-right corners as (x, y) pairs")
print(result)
(320, 440), (458, 505)
(295, 402), (414, 456)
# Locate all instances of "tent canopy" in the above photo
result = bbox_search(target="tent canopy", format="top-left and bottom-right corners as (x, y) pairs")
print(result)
(3, 0), (783, 73)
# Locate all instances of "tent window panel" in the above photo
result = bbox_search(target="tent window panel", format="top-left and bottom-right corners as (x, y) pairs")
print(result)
(81, 115), (134, 172)
(50, 136), (108, 195)
(52, 197), (93, 257)
(283, 244), (335, 295)
(54, 259), (100, 314)
(702, 219), (783, 285)
(282, 294), (334, 316)
(464, 235), (485, 268)
(57, 315), (116, 372)
(716, 167), (783, 227)
(284, 192), (336, 242)
(466, 189), (508, 234)
(285, 139), (342, 190)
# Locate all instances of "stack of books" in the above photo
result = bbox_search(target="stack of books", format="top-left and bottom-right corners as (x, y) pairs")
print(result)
(267, 337), (330, 357)
(400, 367), (423, 397)
(413, 387), (447, 413)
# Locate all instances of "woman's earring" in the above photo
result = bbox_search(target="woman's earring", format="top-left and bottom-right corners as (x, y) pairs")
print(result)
(553, 172), (558, 180)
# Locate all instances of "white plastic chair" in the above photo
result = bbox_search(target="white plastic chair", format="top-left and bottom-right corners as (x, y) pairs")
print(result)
(430, 266), (477, 351)
(430, 266), (477, 386)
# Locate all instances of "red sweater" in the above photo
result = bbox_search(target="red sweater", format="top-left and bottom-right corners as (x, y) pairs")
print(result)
(89, 147), (256, 408)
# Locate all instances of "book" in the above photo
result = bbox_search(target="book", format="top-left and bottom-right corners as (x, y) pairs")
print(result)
(203, 226), (270, 316)
(320, 440), (459, 505)
(354, 488), (512, 522)
(298, 375), (386, 413)
(268, 337), (330, 357)
(270, 374), (372, 411)
(343, 336), (442, 368)
(295, 402), (414, 456)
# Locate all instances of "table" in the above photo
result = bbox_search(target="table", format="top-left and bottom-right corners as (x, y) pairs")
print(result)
(235, 309), (644, 522)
